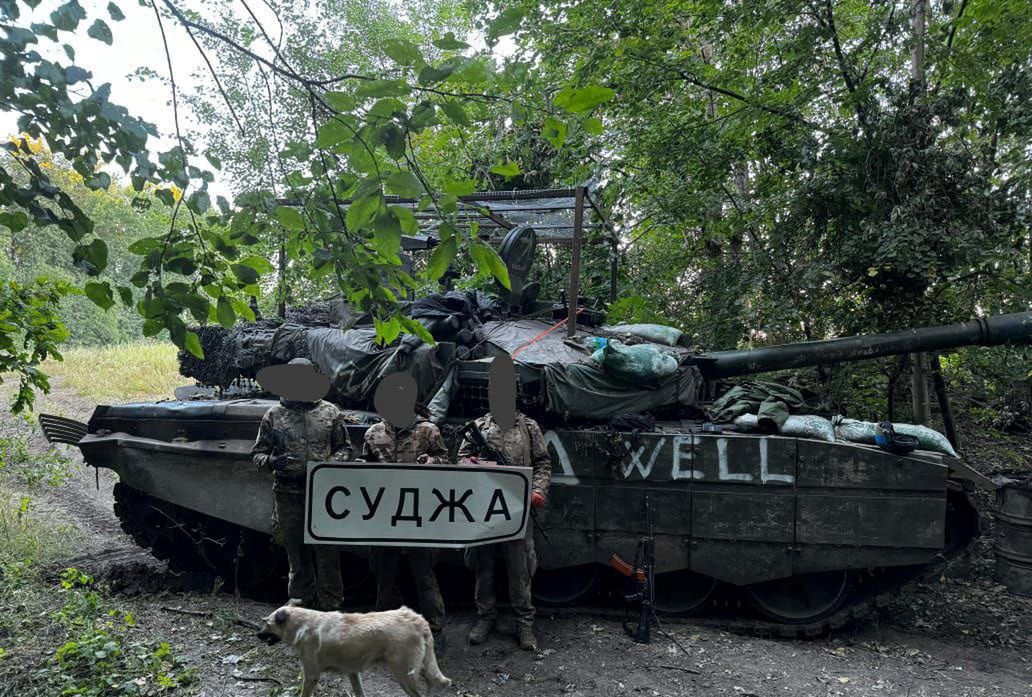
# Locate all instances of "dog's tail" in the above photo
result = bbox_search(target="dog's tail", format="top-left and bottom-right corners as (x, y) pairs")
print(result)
(420, 625), (451, 689)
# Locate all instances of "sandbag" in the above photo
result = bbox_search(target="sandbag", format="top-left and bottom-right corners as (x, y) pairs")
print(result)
(734, 413), (835, 442)
(832, 417), (958, 457)
(591, 339), (678, 383)
(605, 323), (687, 347)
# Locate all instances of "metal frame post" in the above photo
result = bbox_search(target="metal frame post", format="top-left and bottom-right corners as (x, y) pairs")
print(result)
(567, 186), (586, 337)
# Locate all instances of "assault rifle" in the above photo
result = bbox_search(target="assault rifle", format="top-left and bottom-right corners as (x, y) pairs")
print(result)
(458, 421), (550, 544)
(608, 495), (655, 644)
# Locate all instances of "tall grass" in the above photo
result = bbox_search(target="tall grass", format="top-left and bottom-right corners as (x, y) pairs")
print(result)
(43, 341), (188, 402)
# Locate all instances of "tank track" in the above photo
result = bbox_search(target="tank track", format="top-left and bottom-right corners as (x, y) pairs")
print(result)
(113, 482), (287, 596)
(112, 482), (981, 638)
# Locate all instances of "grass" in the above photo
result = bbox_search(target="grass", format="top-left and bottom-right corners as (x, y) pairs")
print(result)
(43, 341), (189, 402)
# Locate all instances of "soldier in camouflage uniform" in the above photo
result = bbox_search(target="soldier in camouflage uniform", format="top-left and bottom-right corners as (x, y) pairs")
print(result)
(458, 355), (552, 651)
(362, 373), (450, 644)
(251, 358), (354, 610)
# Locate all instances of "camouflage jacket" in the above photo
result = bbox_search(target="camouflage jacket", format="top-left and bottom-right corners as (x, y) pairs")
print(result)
(361, 417), (449, 464)
(457, 412), (552, 497)
(252, 400), (354, 492)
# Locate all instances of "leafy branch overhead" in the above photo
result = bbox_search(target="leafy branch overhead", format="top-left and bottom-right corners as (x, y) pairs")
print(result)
(0, 0), (614, 410)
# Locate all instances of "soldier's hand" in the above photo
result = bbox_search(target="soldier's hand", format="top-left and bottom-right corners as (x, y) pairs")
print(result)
(271, 454), (297, 471)
(531, 491), (546, 509)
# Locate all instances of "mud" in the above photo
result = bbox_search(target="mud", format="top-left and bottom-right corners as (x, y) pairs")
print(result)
(2, 382), (1031, 696)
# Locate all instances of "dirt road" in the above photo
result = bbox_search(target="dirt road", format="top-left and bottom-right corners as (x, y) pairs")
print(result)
(3, 385), (1031, 696)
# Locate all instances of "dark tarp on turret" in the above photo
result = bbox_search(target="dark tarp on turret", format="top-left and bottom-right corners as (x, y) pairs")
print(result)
(480, 319), (702, 419)
(304, 327), (444, 404)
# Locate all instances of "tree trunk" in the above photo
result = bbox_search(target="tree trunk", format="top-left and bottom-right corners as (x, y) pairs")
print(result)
(911, 0), (927, 93)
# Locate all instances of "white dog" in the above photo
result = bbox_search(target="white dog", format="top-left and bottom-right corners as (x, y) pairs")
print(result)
(257, 603), (452, 697)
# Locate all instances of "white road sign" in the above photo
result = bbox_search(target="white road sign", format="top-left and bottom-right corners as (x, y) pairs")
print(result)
(304, 462), (531, 548)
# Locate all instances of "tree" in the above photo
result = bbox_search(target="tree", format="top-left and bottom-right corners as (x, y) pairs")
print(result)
(2, 1), (589, 410)
(509, 0), (1031, 350)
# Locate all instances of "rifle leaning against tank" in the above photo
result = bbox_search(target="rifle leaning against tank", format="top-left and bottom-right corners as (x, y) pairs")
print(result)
(609, 495), (655, 644)
(458, 421), (550, 544)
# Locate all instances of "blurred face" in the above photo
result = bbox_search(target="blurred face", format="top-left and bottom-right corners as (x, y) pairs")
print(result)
(374, 372), (418, 428)
(488, 354), (517, 431)
(256, 363), (329, 402)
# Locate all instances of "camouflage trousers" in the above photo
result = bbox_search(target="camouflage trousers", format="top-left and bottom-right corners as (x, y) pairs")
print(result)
(273, 489), (341, 610)
(466, 536), (538, 628)
(369, 548), (445, 633)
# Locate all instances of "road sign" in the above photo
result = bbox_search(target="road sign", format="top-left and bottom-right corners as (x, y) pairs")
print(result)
(304, 462), (531, 548)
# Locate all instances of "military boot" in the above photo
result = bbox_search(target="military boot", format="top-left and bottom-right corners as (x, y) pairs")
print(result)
(516, 624), (537, 651)
(468, 617), (494, 645)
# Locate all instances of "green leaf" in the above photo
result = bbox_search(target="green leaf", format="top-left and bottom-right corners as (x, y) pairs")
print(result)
(389, 205), (418, 235)
(184, 330), (204, 359)
(73, 239), (108, 275)
(274, 206), (305, 231)
(345, 188), (383, 231)
(325, 91), (356, 112)
(384, 38), (423, 66)
(116, 285), (133, 306)
(582, 116), (604, 135)
(187, 190), (210, 214)
(239, 255), (275, 274)
(399, 316), (435, 345)
(0, 211), (29, 232)
(107, 3), (124, 21)
(489, 161), (521, 178)
(542, 116), (568, 148)
(86, 19), (112, 45)
(231, 263), (260, 285)
(426, 236), (458, 279)
(443, 179), (477, 196)
(386, 171), (424, 198)
(128, 237), (162, 254)
(84, 281), (114, 310)
(373, 211), (403, 260)
(374, 316), (403, 345)
(314, 118), (351, 149)
(50, 1), (86, 32)
(142, 318), (163, 337)
(216, 296), (235, 329)
(407, 101), (437, 130)
(440, 100), (470, 127)
(418, 64), (453, 85)
(380, 124), (406, 159)
(488, 8), (524, 43)
(433, 32), (469, 50)
(554, 85), (616, 113)
(470, 241), (510, 289)
(356, 79), (410, 99)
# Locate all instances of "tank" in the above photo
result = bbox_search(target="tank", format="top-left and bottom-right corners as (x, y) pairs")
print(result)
(37, 226), (1032, 636)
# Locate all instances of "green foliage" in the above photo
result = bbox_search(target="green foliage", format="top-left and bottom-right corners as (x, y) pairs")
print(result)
(0, 429), (74, 488)
(0, 277), (70, 412)
(18, 569), (197, 696)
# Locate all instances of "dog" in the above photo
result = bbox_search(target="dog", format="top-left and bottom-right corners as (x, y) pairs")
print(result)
(257, 602), (451, 697)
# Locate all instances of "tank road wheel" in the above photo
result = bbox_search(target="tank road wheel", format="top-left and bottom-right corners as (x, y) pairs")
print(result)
(745, 570), (850, 624)
(654, 570), (717, 616)
(533, 564), (598, 606)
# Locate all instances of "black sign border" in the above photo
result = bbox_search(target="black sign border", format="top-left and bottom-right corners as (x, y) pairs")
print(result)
(305, 462), (531, 544)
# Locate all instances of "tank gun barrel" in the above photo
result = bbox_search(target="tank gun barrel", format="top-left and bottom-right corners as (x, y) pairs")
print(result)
(696, 311), (1032, 379)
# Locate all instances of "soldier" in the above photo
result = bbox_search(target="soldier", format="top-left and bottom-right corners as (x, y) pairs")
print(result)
(362, 372), (449, 647)
(251, 358), (354, 610)
(458, 354), (552, 651)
